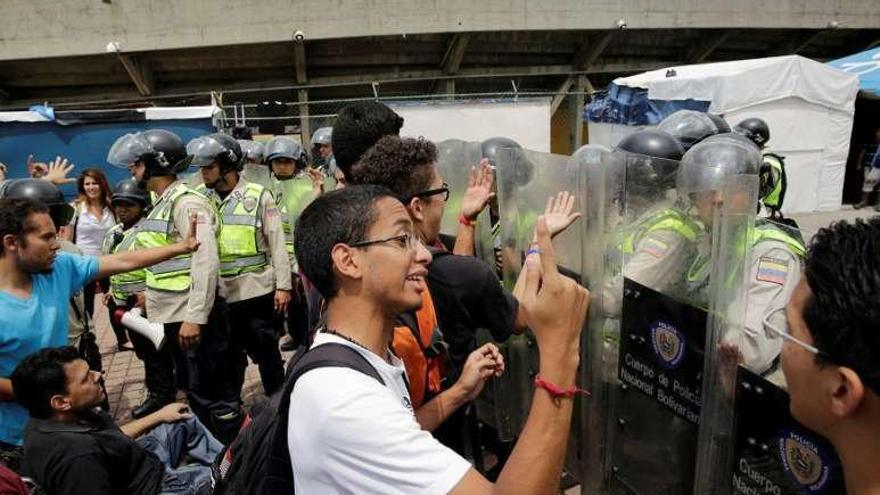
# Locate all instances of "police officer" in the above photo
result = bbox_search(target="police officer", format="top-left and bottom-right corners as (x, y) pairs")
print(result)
(602, 130), (697, 315)
(264, 136), (320, 349)
(309, 126), (333, 172)
(238, 139), (265, 165)
(734, 117), (788, 219)
(101, 179), (178, 418)
(677, 133), (804, 379)
(107, 129), (242, 442)
(188, 133), (291, 396)
(658, 109), (730, 151)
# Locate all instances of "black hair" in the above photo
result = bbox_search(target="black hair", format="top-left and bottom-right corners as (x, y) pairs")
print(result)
(11, 346), (83, 419)
(294, 185), (398, 299)
(332, 102), (404, 179)
(0, 198), (49, 256)
(804, 217), (880, 394)
(349, 136), (437, 199)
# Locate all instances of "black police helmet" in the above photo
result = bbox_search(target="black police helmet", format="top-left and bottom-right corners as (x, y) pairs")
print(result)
(111, 179), (150, 208)
(481, 137), (534, 187)
(141, 129), (192, 175)
(1, 179), (74, 227)
(616, 129), (685, 161)
(733, 118), (771, 147)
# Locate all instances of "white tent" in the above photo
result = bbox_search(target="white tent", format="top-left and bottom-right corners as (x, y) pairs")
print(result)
(591, 56), (860, 213)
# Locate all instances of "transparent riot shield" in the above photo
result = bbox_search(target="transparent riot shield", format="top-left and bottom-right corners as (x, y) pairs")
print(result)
(273, 176), (317, 229)
(490, 147), (588, 445)
(588, 165), (760, 494)
(434, 139), (495, 264)
(693, 216), (847, 495)
(241, 163), (272, 188)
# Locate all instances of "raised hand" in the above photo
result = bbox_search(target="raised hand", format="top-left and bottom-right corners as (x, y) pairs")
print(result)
(541, 191), (582, 239)
(459, 159), (495, 222)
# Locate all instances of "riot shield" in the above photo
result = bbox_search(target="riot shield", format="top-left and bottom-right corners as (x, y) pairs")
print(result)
(490, 147), (589, 445)
(273, 176), (317, 229)
(241, 163), (272, 188)
(585, 162), (760, 494)
(694, 216), (847, 495)
(434, 139), (495, 264)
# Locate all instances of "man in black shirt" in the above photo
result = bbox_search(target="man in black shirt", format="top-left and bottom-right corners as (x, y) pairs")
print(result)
(11, 346), (221, 495)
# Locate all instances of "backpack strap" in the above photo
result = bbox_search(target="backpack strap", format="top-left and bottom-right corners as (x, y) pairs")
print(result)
(262, 343), (385, 495)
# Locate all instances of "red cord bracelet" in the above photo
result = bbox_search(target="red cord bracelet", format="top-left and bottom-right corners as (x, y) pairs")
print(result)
(458, 214), (475, 227)
(534, 376), (591, 399)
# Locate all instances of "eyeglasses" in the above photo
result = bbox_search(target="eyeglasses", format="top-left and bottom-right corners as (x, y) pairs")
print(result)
(402, 183), (450, 203)
(350, 232), (422, 251)
(765, 320), (821, 356)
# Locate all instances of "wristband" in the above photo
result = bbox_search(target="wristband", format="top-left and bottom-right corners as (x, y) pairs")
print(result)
(459, 214), (476, 227)
(534, 376), (590, 399)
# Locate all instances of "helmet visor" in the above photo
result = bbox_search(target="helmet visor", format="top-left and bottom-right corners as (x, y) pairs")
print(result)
(677, 137), (761, 195)
(107, 133), (153, 168)
(186, 136), (229, 168)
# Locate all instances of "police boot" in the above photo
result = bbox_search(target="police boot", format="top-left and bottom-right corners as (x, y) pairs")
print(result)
(854, 192), (872, 209)
(131, 394), (174, 419)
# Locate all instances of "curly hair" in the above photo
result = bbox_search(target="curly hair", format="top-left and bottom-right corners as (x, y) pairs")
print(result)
(331, 102), (404, 179)
(349, 136), (437, 200)
(804, 217), (880, 394)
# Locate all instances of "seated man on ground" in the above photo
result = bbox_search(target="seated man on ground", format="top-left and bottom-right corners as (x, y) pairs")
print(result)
(12, 346), (221, 495)
(289, 185), (590, 494)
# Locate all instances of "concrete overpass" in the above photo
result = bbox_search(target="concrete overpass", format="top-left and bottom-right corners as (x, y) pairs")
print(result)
(0, 0), (878, 110)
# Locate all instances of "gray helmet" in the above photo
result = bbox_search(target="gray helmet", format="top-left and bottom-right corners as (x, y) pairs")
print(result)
(265, 136), (308, 167)
(111, 179), (151, 207)
(1, 178), (74, 227)
(658, 110), (731, 151)
(677, 133), (762, 196)
(481, 137), (533, 187)
(107, 129), (192, 176)
(237, 140), (265, 164)
(572, 143), (611, 165)
(310, 127), (333, 147)
(186, 133), (244, 173)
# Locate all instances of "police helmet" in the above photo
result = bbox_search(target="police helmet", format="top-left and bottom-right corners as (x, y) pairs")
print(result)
(657, 110), (730, 151)
(186, 133), (244, 173)
(237, 140), (265, 164)
(111, 179), (150, 208)
(614, 130), (685, 196)
(1, 179), (74, 227)
(107, 129), (192, 176)
(265, 136), (308, 169)
(481, 137), (533, 187)
(733, 118), (771, 148)
(572, 143), (611, 165)
(676, 133), (762, 196)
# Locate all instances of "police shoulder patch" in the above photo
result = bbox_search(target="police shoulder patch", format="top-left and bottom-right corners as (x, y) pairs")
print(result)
(638, 237), (669, 259)
(757, 256), (789, 285)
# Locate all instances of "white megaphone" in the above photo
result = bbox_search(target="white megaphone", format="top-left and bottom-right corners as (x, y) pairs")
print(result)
(114, 307), (165, 350)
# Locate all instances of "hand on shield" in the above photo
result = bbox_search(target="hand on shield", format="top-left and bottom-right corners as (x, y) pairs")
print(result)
(459, 159), (495, 222)
(520, 217), (590, 379)
(540, 191), (582, 240)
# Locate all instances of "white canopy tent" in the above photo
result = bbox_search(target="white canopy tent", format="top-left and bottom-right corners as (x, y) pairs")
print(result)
(590, 56), (860, 213)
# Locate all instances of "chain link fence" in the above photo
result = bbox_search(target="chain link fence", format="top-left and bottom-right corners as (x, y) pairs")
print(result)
(217, 90), (594, 155)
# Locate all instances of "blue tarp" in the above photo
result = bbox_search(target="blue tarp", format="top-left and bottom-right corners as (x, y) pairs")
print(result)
(584, 82), (710, 126)
(827, 47), (880, 97)
(0, 119), (214, 199)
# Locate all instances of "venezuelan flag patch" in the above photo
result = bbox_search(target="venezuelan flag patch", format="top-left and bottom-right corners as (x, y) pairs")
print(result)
(757, 257), (789, 285)
(638, 237), (669, 259)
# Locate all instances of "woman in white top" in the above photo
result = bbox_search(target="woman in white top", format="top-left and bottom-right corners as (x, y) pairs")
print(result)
(65, 168), (132, 350)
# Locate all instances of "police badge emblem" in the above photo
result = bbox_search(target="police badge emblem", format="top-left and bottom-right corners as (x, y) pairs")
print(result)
(779, 429), (831, 492)
(650, 320), (686, 369)
(243, 196), (258, 212)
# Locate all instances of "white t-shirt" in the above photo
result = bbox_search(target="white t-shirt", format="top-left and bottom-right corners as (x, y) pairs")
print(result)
(288, 332), (471, 494)
(74, 204), (115, 257)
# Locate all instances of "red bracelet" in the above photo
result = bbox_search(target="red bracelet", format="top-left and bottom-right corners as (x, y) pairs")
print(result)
(534, 376), (591, 399)
(459, 214), (475, 227)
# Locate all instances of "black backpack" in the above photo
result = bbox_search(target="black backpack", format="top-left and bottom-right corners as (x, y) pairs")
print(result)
(211, 343), (384, 495)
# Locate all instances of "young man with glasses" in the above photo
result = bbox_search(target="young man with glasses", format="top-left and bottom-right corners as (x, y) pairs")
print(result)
(777, 218), (880, 495)
(289, 185), (590, 494)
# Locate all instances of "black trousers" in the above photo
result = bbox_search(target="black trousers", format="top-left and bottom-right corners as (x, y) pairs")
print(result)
(229, 293), (285, 396)
(285, 274), (311, 347)
(107, 299), (177, 400)
(165, 298), (242, 444)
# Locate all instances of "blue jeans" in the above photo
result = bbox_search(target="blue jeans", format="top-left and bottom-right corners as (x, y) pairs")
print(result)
(136, 416), (223, 495)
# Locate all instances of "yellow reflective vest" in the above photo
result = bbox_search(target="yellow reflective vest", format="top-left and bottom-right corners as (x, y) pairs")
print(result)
(102, 223), (146, 305)
(199, 181), (270, 278)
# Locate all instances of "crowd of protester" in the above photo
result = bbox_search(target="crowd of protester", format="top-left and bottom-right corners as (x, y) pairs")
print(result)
(0, 102), (876, 495)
